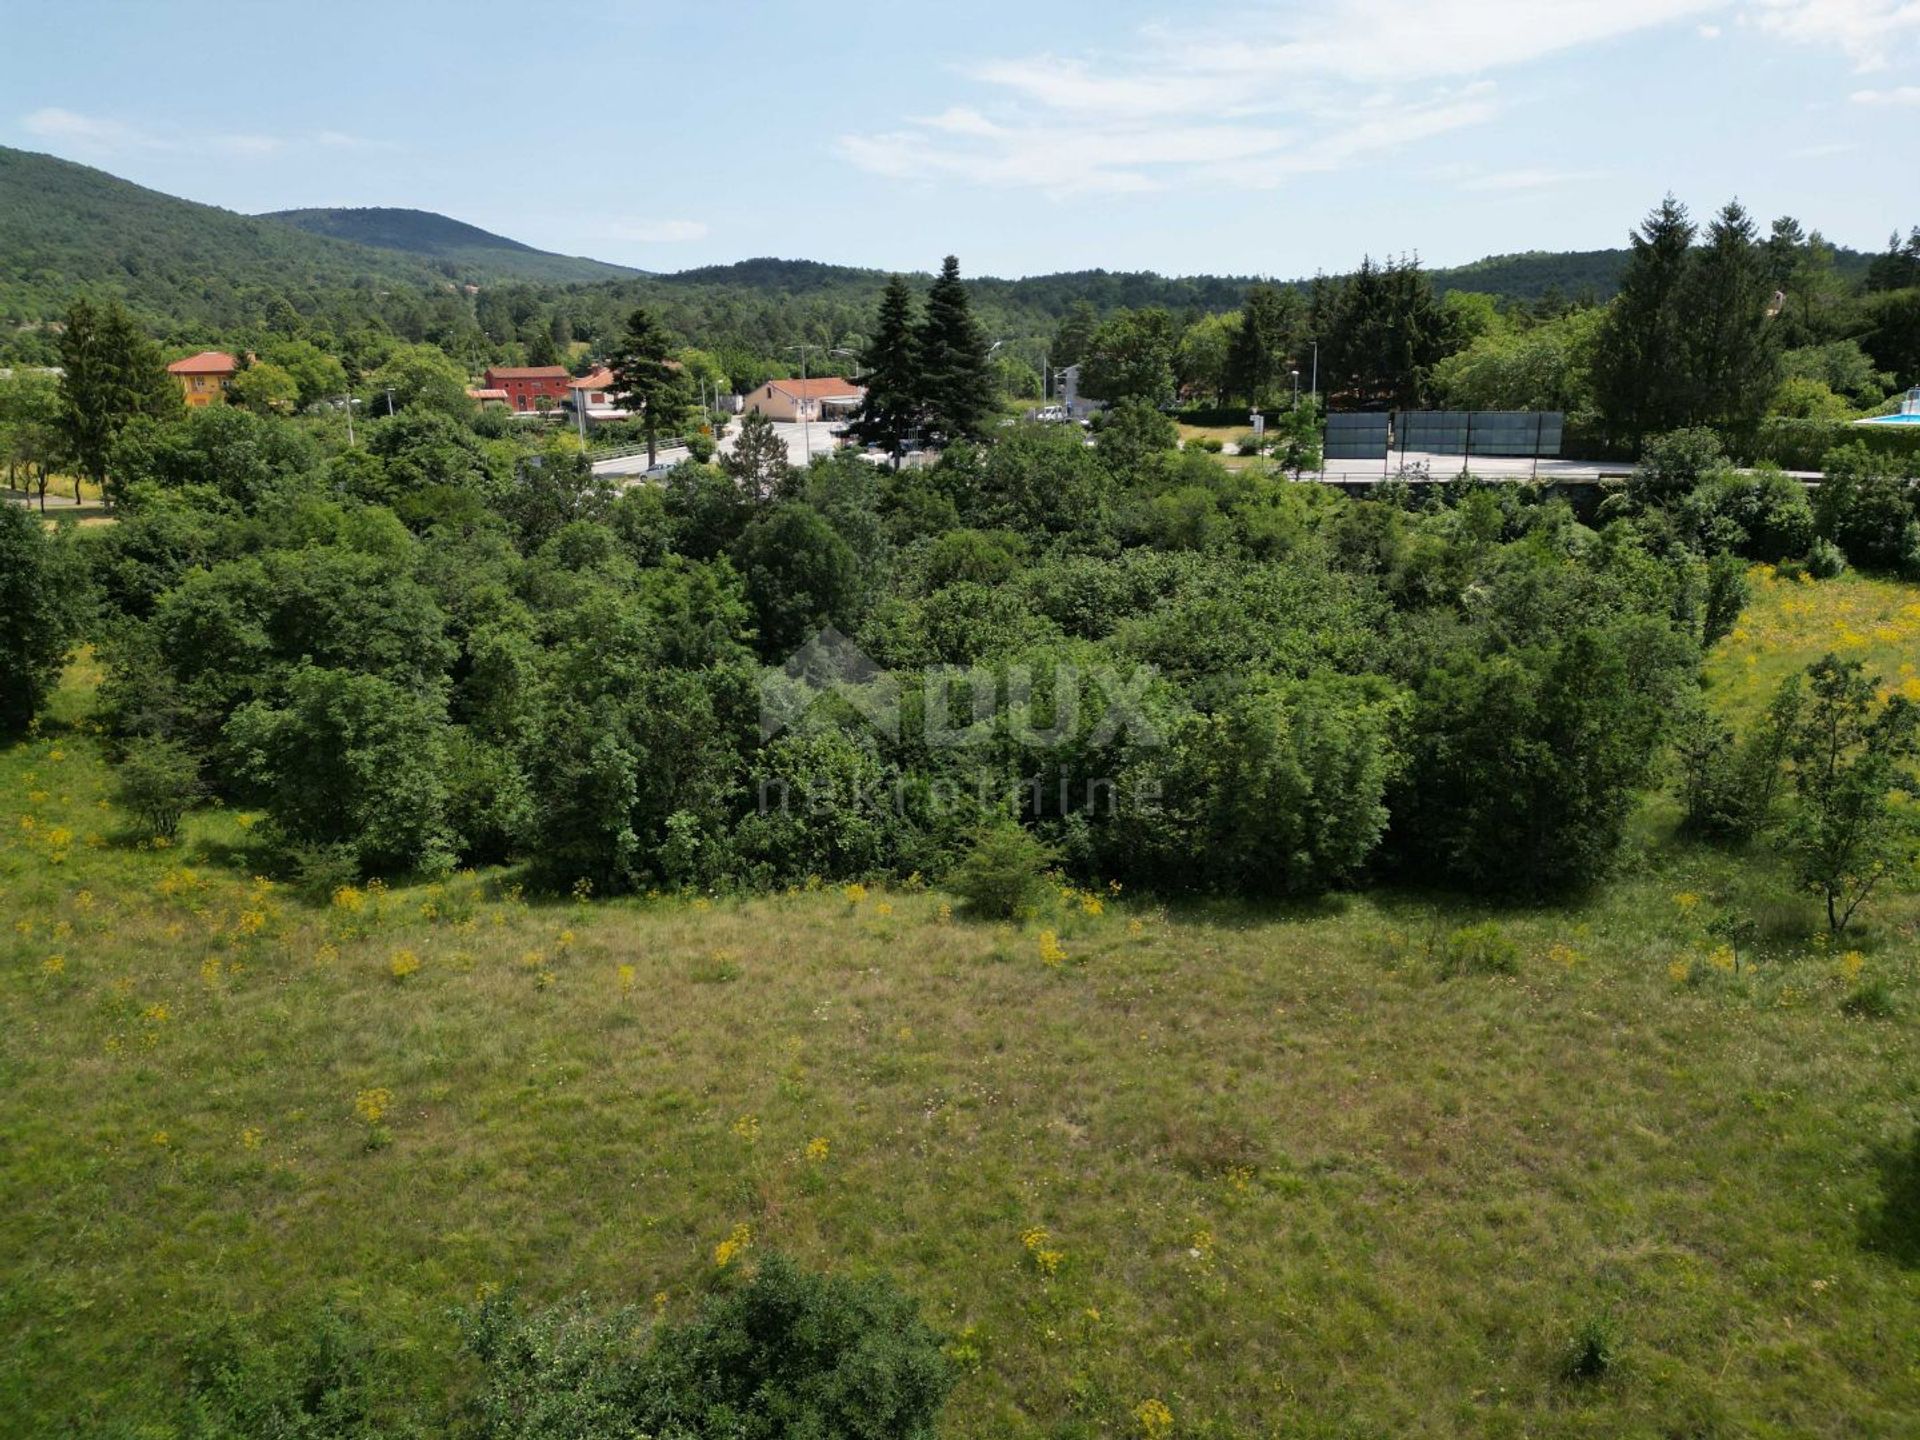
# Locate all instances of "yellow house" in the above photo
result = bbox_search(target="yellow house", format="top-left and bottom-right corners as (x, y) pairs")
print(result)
(167, 351), (238, 407)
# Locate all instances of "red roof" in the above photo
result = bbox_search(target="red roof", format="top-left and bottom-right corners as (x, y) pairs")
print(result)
(569, 366), (614, 391)
(168, 350), (238, 375)
(767, 376), (863, 399)
(467, 388), (510, 401)
(484, 366), (570, 380)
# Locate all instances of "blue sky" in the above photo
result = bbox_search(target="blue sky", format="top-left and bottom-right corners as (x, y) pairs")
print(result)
(7, 1), (1917, 279)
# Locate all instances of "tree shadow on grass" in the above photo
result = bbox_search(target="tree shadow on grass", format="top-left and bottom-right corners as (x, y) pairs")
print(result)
(1862, 1127), (1920, 1268)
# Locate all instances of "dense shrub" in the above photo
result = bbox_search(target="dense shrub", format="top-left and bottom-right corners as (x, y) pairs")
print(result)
(458, 1256), (953, 1440)
(0, 503), (87, 734)
(113, 736), (204, 839)
(949, 821), (1057, 918)
(1813, 442), (1919, 573)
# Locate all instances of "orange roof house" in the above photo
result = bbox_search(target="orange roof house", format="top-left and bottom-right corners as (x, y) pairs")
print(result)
(743, 376), (866, 423)
(167, 350), (238, 407)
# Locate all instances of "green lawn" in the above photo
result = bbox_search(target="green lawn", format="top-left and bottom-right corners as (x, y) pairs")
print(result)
(3, 586), (1918, 1437)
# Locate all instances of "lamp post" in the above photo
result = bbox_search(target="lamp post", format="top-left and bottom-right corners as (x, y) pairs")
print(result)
(1290, 369), (1300, 410)
(785, 343), (818, 462)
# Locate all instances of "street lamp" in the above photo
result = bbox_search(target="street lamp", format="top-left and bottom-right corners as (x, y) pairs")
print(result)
(1290, 369), (1300, 410)
(784, 343), (818, 462)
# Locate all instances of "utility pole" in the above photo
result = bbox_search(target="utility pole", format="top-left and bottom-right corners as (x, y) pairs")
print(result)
(1310, 342), (1318, 405)
(341, 394), (355, 447)
(785, 343), (815, 463)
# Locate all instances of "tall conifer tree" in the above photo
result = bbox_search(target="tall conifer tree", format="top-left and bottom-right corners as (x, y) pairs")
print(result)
(849, 275), (921, 466)
(916, 256), (993, 446)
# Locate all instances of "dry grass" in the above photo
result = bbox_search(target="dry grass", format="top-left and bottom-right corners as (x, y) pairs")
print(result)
(2, 611), (1918, 1435)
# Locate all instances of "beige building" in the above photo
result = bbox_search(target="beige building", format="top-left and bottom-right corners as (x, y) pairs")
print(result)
(743, 376), (865, 423)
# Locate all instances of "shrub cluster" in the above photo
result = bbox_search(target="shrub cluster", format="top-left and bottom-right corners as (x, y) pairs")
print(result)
(69, 403), (1739, 900)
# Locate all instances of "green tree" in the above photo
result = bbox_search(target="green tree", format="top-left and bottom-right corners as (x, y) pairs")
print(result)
(916, 256), (994, 446)
(228, 360), (300, 415)
(55, 296), (180, 502)
(1593, 196), (1697, 443)
(1178, 310), (1239, 409)
(1226, 284), (1304, 409)
(733, 502), (860, 660)
(0, 504), (87, 733)
(260, 338), (350, 410)
(113, 737), (204, 839)
(366, 342), (471, 419)
(225, 664), (457, 877)
(0, 368), (68, 509)
(849, 275), (922, 465)
(723, 409), (796, 502)
(1080, 307), (1179, 407)
(608, 306), (692, 467)
(1678, 201), (1779, 437)
(1782, 655), (1919, 933)
(1051, 299), (1099, 371)
(1319, 257), (1453, 410)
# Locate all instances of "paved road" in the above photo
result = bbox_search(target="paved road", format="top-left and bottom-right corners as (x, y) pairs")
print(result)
(592, 419), (847, 480)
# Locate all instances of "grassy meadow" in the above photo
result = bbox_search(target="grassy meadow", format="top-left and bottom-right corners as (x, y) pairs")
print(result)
(3, 574), (1919, 1438)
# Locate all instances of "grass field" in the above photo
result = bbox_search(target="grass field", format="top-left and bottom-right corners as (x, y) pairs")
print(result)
(3, 575), (1918, 1437)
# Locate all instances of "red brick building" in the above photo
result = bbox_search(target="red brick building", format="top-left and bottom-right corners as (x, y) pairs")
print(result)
(481, 365), (572, 412)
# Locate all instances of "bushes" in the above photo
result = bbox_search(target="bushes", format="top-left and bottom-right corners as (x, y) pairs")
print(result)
(1113, 673), (1407, 897)
(0, 503), (87, 734)
(1437, 922), (1521, 977)
(949, 821), (1057, 918)
(113, 736), (203, 838)
(1813, 442), (1919, 574)
(226, 665), (457, 878)
(459, 1256), (953, 1440)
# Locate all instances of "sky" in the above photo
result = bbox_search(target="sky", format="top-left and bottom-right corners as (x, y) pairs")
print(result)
(5, 0), (1918, 280)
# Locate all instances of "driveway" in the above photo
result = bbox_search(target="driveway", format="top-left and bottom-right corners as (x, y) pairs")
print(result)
(591, 419), (847, 480)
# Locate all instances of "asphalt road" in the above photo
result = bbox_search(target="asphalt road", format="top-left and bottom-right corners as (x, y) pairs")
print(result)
(591, 419), (846, 479)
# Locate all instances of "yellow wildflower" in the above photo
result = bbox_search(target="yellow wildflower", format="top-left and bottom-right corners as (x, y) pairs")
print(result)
(1135, 1398), (1174, 1439)
(331, 885), (365, 914)
(713, 1222), (752, 1267)
(389, 949), (421, 980)
(617, 963), (637, 992)
(241, 1127), (264, 1151)
(41, 954), (66, 977)
(844, 882), (868, 906)
(1668, 958), (1691, 984)
(354, 1087), (392, 1125)
(805, 1136), (830, 1162)
(732, 1114), (761, 1143)
(1038, 930), (1067, 967)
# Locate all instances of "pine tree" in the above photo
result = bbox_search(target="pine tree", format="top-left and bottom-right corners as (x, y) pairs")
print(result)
(55, 296), (179, 503)
(1227, 284), (1304, 408)
(608, 306), (691, 467)
(1679, 201), (1779, 435)
(848, 276), (921, 466)
(1593, 196), (1697, 443)
(724, 410), (795, 502)
(916, 256), (994, 446)
(1052, 301), (1098, 371)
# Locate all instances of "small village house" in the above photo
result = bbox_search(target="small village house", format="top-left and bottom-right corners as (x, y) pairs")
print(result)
(481, 365), (573, 412)
(743, 376), (865, 423)
(167, 350), (238, 407)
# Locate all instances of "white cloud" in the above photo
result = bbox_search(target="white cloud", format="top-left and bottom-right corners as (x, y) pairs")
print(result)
(592, 219), (709, 243)
(839, 1), (1720, 196)
(1747, 0), (1920, 69)
(1851, 84), (1920, 103)
(1699, 22), (1725, 35)
(20, 106), (300, 160)
(22, 106), (161, 153)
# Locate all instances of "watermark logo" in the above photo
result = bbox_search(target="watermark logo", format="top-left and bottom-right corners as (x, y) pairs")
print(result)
(757, 628), (1164, 752)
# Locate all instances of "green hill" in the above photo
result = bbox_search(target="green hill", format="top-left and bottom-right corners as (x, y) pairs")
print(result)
(262, 206), (642, 284)
(0, 146), (455, 336)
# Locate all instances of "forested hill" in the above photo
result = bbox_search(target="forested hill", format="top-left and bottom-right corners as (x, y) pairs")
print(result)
(263, 207), (643, 284)
(0, 147), (455, 333)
